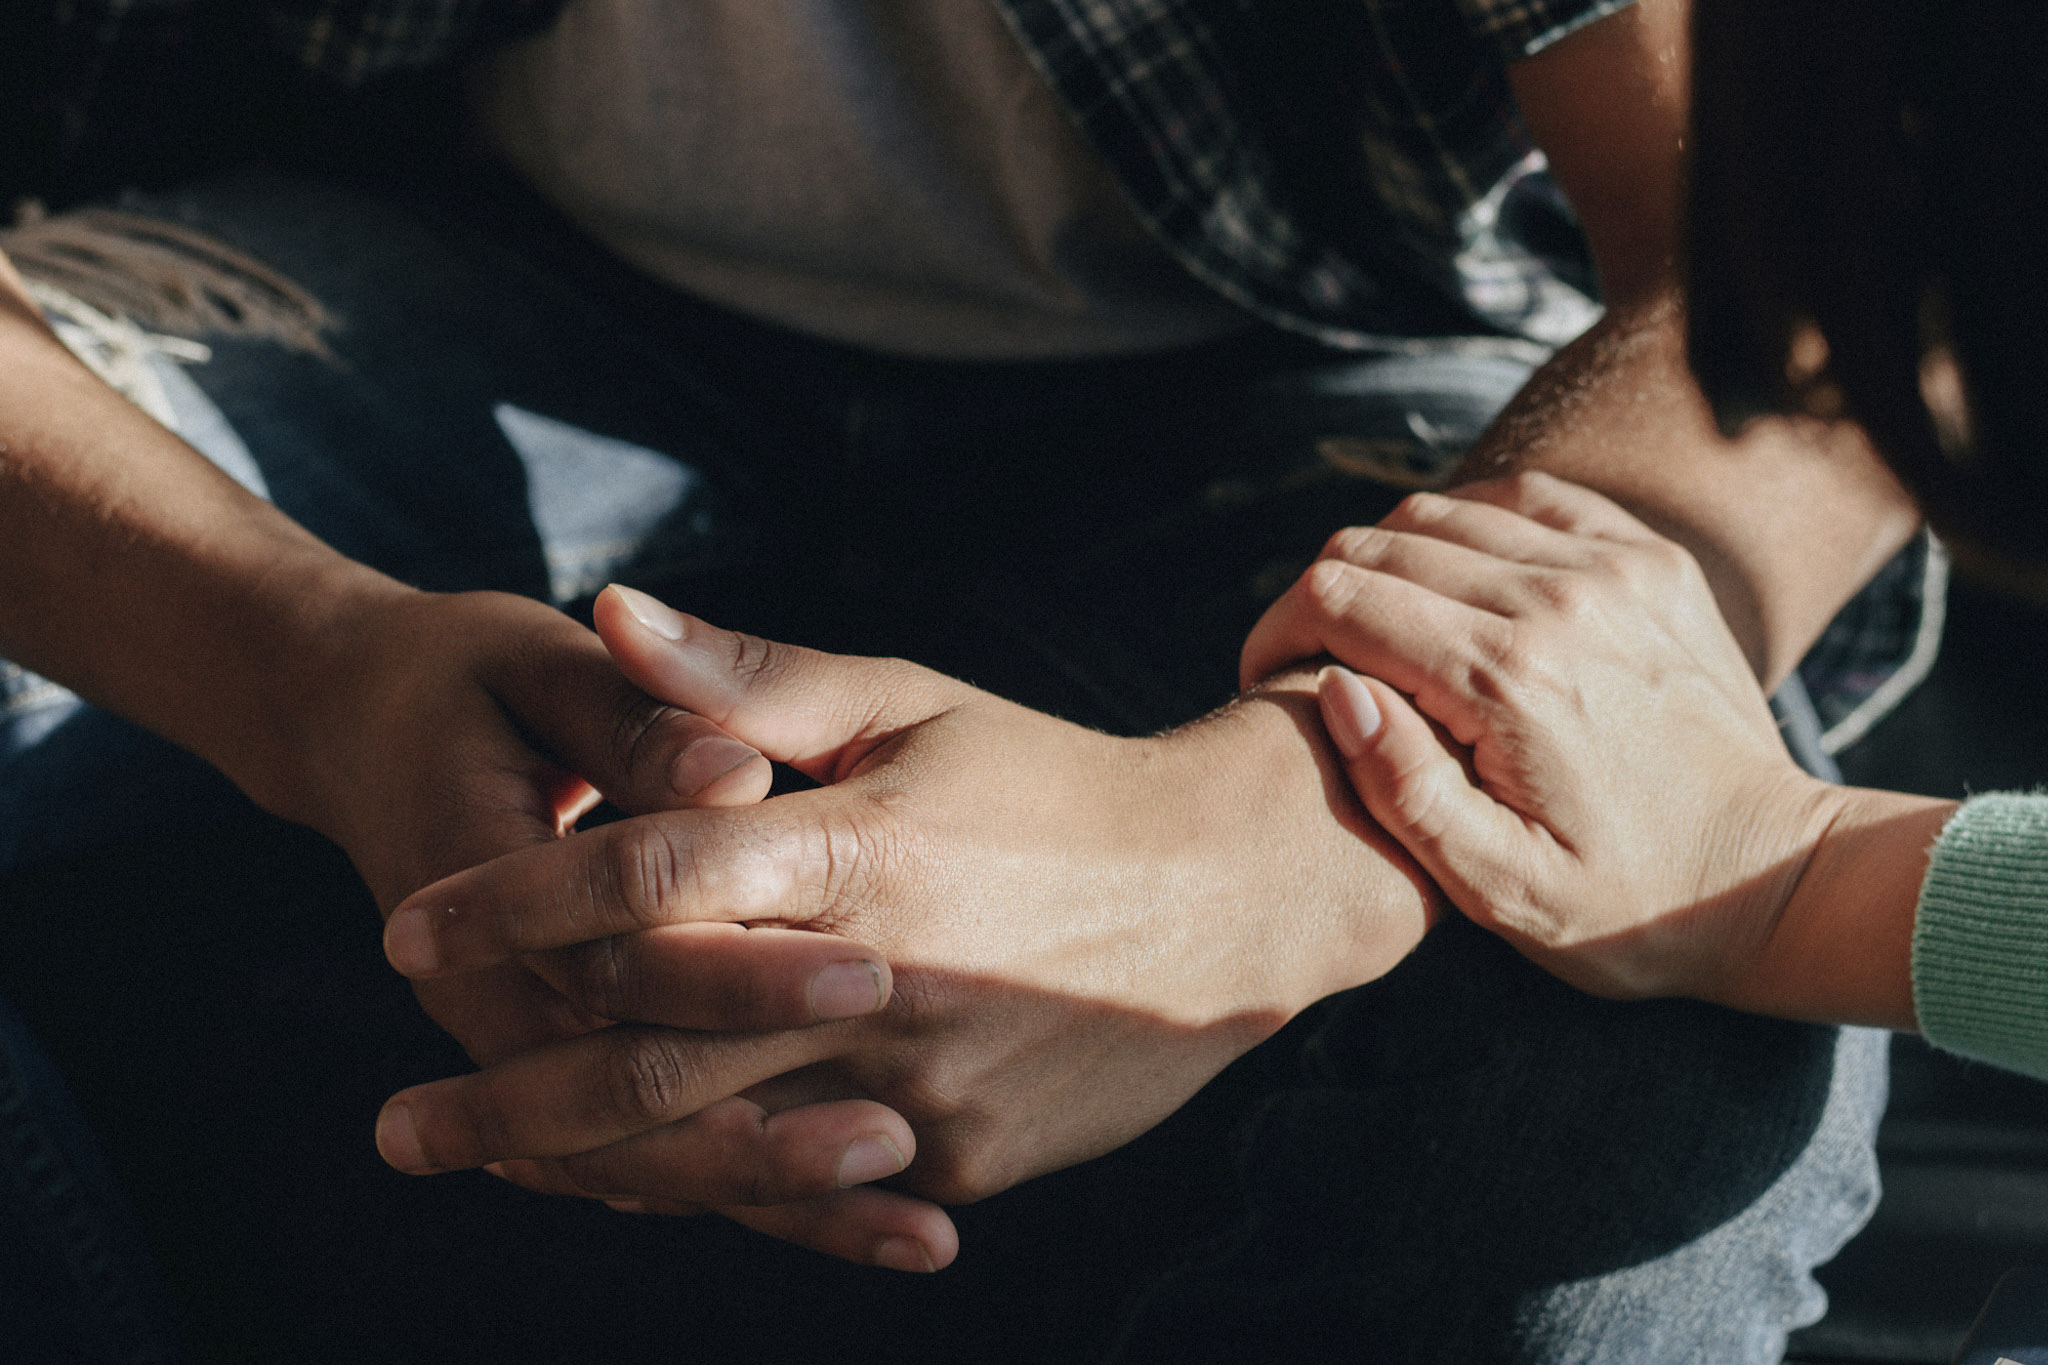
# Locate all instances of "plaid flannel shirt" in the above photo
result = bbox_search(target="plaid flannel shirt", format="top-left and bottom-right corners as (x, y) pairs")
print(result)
(19, 0), (1628, 351)
(16, 0), (1939, 723)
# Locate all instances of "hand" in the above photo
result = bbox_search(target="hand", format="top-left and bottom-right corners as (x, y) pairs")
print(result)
(264, 585), (939, 1259)
(1240, 472), (1842, 1005)
(368, 586), (1434, 1249)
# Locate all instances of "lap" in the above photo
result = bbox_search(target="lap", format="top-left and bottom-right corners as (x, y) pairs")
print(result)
(0, 168), (1884, 1363)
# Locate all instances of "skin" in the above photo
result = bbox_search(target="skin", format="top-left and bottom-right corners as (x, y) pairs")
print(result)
(1244, 471), (1952, 1031)
(0, 0), (1920, 1272)
(372, 0), (1922, 1235)
(0, 255), (940, 1262)
(377, 586), (1435, 1218)
(1476, 0), (1921, 689)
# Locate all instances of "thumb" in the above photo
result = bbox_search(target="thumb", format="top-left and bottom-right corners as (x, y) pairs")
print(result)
(1317, 666), (1532, 930)
(596, 585), (971, 781)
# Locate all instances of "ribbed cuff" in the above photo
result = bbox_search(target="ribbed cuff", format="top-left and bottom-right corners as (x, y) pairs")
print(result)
(1913, 793), (2048, 1078)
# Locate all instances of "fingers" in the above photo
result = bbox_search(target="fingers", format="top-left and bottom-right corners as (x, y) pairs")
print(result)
(571, 1096), (912, 1204)
(382, 796), (871, 975)
(1447, 471), (1664, 545)
(523, 1093), (916, 1206)
(483, 608), (772, 816)
(1239, 476), (1688, 690)
(1368, 488), (1609, 570)
(1313, 523), (1558, 618)
(1239, 561), (1505, 737)
(596, 585), (970, 783)
(412, 967), (608, 1068)
(526, 923), (892, 1030)
(1316, 666), (1537, 927)
(375, 1020), (851, 1175)
(496, 1151), (958, 1271)
(722, 1188), (960, 1272)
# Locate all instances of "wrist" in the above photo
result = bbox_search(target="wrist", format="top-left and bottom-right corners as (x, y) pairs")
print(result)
(180, 552), (420, 826)
(1712, 779), (1953, 1028)
(1156, 668), (1438, 1017)
(0, 307), (420, 819)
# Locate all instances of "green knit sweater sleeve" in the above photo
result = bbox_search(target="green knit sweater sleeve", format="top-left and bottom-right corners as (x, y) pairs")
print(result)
(1912, 793), (2048, 1078)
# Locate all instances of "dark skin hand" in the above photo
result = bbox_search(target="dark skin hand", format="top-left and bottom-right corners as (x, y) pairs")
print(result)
(371, 586), (1438, 1267)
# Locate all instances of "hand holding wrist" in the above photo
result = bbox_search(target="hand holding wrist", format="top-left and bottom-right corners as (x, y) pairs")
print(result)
(1250, 473), (1874, 1007)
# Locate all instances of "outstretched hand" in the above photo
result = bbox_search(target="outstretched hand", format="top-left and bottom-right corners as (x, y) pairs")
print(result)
(367, 585), (1435, 1264)
(1241, 472), (1842, 1006)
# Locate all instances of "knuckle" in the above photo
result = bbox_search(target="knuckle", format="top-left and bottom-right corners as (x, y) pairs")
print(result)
(1468, 625), (1537, 698)
(611, 692), (685, 791)
(1647, 538), (1699, 583)
(1385, 751), (1454, 844)
(907, 1145), (991, 1206)
(691, 1098), (781, 1205)
(1525, 570), (1597, 621)
(1302, 557), (1363, 616)
(1319, 524), (1376, 564)
(1332, 524), (1408, 573)
(726, 630), (781, 689)
(601, 820), (685, 932)
(1498, 470), (1564, 516)
(1586, 547), (1635, 583)
(933, 1136), (1018, 1205)
(1382, 489), (1451, 532)
(791, 800), (887, 932)
(601, 1030), (699, 1128)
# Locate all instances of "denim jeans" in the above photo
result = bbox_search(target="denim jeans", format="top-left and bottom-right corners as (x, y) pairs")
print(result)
(0, 997), (182, 1365)
(0, 169), (1892, 1363)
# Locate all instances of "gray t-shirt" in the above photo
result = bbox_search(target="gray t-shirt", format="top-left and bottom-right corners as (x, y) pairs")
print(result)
(470, 0), (1252, 359)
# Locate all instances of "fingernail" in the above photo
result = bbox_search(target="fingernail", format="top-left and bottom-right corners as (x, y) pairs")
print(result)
(606, 1199), (649, 1214)
(671, 736), (762, 799)
(872, 1236), (936, 1273)
(609, 584), (686, 641)
(809, 959), (886, 1021)
(482, 1162), (509, 1179)
(382, 905), (440, 977)
(836, 1134), (907, 1189)
(376, 1103), (433, 1175)
(1320, 666), (1382, 757)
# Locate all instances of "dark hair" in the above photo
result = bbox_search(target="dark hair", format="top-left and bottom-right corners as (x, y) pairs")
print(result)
(1687, 0), (2048, 569)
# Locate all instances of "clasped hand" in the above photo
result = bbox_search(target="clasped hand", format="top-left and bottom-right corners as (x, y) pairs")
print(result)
(355, 586), (1433, 1271)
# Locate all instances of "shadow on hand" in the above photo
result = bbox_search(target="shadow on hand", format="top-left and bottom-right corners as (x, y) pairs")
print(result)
(0, 814), (1851, 1365)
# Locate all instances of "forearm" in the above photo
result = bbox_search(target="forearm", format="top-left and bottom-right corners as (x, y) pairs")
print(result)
(0, 255), (410, 813)
(1710, 780), (1953, 1030)
(1455, 292), (1921, 688)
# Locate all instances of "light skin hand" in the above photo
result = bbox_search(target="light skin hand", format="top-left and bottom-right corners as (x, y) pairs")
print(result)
(370, 584), (1435, 1250)
(1242, 472), (1952, 1029)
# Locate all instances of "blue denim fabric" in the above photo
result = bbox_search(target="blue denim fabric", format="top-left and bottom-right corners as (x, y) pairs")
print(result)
(0, 170), (1892, 1362)
(0, 996), (182, 1364)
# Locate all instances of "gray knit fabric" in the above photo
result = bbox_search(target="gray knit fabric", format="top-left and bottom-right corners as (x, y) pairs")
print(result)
(1912, 792), (2048, 1077)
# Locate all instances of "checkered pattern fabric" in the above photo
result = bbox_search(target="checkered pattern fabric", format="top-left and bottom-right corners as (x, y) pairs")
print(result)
(40, 0), (559, 85)
(22, 0), (1625, 348)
